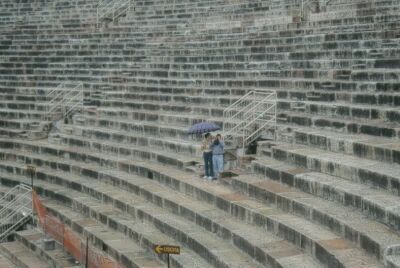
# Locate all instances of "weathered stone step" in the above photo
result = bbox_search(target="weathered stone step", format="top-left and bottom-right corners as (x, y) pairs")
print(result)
(0, 165), (335, 268)
(90, 96), (400, 140)
(255, 141), (400, 225)
(0, 149), (321, 268)
(40, 201), (170, 268)
(0, 168), (263, 268)
(51, 131), (200, 169)
(80, 113), (191, 136)
(221, 165), (400, 261)
(270, 143), (400, 195)
(101, 91), (400, 122)
(84, 107), (222, 129)
(280, 111), (400, 139)
(291, 127), (400, 165)
(0, 251), (15, 268)
(13, 229), (79, 268)
(278, 99), (400, 123)
(0, 127), (26, 138)
(0, 109), (45, 119)
(0, 240), (49, 268)
(57, 124), (201, 156)
(80, 106), (272, 145)
(0, 139), (383, 267)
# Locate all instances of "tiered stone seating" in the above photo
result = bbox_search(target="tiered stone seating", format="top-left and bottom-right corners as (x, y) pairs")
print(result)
(0, 251), (15, 268)
(0, 137), (381, 267)
(0, 240), (49, 268)
(0, 228), (80, 268)
(0, 0), (399, 267)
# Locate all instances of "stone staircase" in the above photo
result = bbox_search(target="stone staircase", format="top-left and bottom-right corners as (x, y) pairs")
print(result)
(0, 227), (81, 268)
(0, 0), (399, 267)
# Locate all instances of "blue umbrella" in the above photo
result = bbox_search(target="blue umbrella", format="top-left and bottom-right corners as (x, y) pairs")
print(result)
(187, 122), (220, 135)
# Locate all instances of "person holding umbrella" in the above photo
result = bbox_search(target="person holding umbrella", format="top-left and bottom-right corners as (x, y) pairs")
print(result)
(201, 133), (214, 180)
(211, 134), (225, 180)
(187, 121), (221, 180)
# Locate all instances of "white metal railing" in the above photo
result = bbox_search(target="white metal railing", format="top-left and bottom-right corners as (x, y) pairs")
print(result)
(97, 0), (131, 27)
(302, 0), (319, 17)
(290, 0), (319, 18)
(0, 184), (32, 241)
(44, 82), (84, 122)
(223, 90), (277, 148)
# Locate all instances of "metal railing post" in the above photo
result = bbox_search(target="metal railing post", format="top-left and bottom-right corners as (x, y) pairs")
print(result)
(0, 184), (33, 242)
(223, 90), (277, 147)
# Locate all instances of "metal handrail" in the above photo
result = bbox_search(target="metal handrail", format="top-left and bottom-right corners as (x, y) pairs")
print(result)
(44, 83), (83, 121)
(0, 184), (30, 204)
(242, 92), (275, 118)
(224, 91), (276, 127)
(223, 90), (277, 147)
(0, 184), (32, 241)
(0, 216), (31, 241)
(223, 91), (253, 114)
(0, 190), (32, 217)
(295, 0), (318, 18)
(97, 0), (131, 27)
(223, 91), (275, 126)
(0, 200), (31, 225)
(241, 105), (277, 131)
(225, 101), (276, 138)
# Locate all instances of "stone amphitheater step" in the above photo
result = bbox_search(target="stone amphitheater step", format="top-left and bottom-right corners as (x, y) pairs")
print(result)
(0, 240), (49, 268)
(0, 127), (26, 138)
(38, 200), (168, 268)
(237, 156), (400, 255)
(279, 90), (400, 108)
(52, 130), (200, 169)
(42, 202), (177, 268)
(269, 143), (400, 195)
(290, 127), (400, 165)
(278, 99), (400, 123)
(0, 251), (15, 268)
(254, 140), (400, 221)
(84, 107), (223, 129)
(0, 138), (386, 267)
(281, 111), (400, 139)
(0, 109), (45, 120)
(86, 98), (400, 142)
(100, 90), (400, 124)
(70, 108), (400, 171)
(0, 118), (33, 129)
(0, 165), (327, 268)
(77, 112), (201, 140)
(13, 229), (79, 268)
(1, 22), (395, 48)
(0, 162), (298, 268)
(56, 124), (201, 157)
(2, 36), (398, 61)
(0, 100), (46, 110)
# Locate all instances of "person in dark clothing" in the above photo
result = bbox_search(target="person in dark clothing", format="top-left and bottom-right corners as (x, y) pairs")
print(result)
(201, 132), (214, 180)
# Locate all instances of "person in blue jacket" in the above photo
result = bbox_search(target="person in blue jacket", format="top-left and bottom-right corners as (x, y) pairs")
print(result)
(210, 134), (224, 179)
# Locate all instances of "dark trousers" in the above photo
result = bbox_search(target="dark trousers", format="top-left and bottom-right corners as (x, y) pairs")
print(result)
(203, 152), (213, 177)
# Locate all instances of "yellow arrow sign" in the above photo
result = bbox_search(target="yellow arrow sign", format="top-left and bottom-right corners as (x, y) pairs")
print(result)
(154, 245), (180, 255)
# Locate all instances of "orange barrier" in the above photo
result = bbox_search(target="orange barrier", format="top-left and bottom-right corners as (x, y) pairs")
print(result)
(87, 247), (125, 268)
(32, 191), (125, 268)
(44, 215), (64, 244)
(32, 191), (46, 225)
(64, 228), (84, 263)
